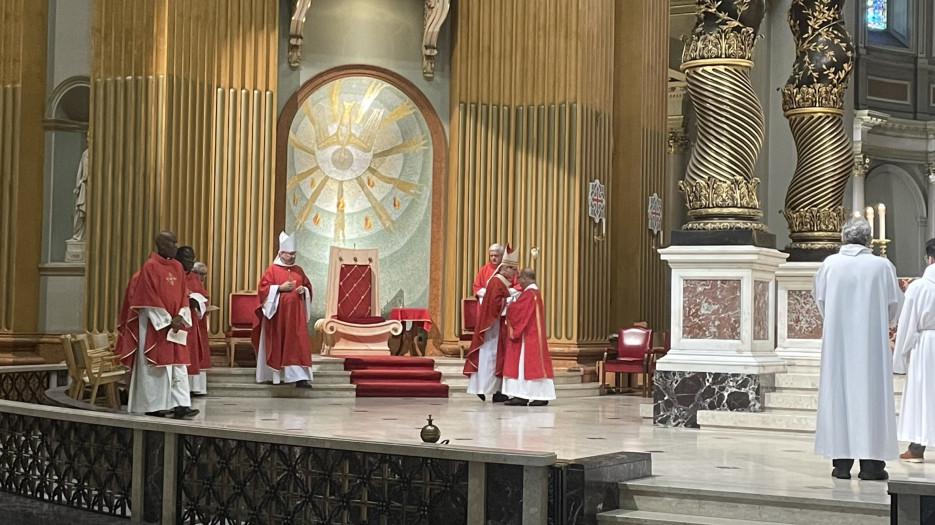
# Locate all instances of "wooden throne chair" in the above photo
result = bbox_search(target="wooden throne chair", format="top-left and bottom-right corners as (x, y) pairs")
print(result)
(314, 246), (403, 356)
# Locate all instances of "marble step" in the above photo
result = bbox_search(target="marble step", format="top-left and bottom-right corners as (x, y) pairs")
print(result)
(613, 479), (888, 525)
(207, 382), (358, 398)
(598, 509), (790, 524)
(775, 373), (905, 393)
(765, 391), (902, 412)
(696, 409), (816, 433)
(448, 382), (601, 399)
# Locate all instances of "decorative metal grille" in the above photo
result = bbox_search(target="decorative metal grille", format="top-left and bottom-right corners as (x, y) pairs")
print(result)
(0, 412), (133, 516)
(0, 370), (53, 404)
(179, 435), (469, 524)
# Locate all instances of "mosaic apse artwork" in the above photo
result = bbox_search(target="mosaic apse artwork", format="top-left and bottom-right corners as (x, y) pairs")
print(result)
(284, 73), (433, 320)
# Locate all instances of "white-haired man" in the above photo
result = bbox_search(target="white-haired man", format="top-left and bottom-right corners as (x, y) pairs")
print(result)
(251, 231), (314, 388)
(814, 217), (903, 481)
(473, 243), (518, 299)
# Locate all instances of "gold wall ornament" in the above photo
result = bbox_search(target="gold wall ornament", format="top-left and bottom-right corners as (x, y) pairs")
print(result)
(678, 0), (767, 231)
(781, 0), (854, 253)
(422, 0), (450, 78)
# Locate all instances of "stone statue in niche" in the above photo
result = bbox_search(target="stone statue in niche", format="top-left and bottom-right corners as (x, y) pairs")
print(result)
(71, 148), (88, 241)
(65, 147), (88, 263)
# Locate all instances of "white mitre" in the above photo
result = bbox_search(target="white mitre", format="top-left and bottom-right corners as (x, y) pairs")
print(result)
(278, 231), (296, 252)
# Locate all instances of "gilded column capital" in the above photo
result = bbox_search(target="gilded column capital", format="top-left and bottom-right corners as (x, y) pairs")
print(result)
(423, 0), (451, 78)
(853, 155), (871, 179)
(667, 127), (690, 154)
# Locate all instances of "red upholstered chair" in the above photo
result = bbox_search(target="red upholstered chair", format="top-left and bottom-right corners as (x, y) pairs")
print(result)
(458, 298), (479, 358)
(226, 292), (257, 367)
(314, 246), (402, 356)
(598, 325), (654, 397)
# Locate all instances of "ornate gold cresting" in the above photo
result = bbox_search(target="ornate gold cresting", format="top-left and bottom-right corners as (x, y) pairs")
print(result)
(780, 0), (854, 251)
(678, 0), (768, 231)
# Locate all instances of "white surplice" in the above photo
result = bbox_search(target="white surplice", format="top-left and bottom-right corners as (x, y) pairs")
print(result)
(813, 244), (903, 461)
(127, 308), (192, 414)
(894, 265), (935, 446)
(466, 320), (503, 397)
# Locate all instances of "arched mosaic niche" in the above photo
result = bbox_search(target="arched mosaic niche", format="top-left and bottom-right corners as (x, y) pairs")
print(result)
(276, 65), (445, 321)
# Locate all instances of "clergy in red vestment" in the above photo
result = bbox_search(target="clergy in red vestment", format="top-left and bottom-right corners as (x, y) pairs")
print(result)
(502, 267), (556, 406)
(114, 231), (199, 419)
(251, 231), (314, 388)
(472, 243), (519, 301)
(175, 247), (212, 396)
(464, 246), (520, 402)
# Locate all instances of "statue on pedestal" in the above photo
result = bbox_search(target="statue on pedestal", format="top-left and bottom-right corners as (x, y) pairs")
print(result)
(65, 148), (88, 263)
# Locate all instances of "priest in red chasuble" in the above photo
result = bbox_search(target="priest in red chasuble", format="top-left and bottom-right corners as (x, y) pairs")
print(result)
(464, 246), (520, 402)
(502, 267), (556, 406)
(115, 231), (199, 419)
(175, 246), (212, 396)
(252, 231), (313, 388)
(472, 243), (519, 301)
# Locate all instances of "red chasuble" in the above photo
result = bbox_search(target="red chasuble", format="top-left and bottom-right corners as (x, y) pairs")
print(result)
(473, 262), (519, 296)
(250, 263), (313, 370)
(115, 252), (190, 368)
(184, 272), (212, 374)
(503, 286), (554, 380)
(462, 274), (511, 376)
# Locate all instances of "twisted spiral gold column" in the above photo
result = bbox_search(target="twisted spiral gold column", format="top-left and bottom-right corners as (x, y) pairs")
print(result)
(780, 0), (854, 252)
(678, 1), (767, 231)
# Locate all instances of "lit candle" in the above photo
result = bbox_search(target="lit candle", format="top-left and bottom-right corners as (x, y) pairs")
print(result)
(878, 203), (886, 241)
(866, 206), (874, 238)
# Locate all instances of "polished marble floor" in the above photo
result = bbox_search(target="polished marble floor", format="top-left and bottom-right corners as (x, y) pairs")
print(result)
(174, 394), (935, 507)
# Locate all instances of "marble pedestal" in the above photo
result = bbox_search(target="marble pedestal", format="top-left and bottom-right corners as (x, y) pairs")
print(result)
(654, 246), (788, 427)
(774, 262), (823, 365)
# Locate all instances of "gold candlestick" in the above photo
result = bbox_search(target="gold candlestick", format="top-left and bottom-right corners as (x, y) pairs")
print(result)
(871, 238), (890, 258)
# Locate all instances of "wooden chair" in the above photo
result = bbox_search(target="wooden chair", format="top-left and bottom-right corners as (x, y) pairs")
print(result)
(74, 333), (128, 409)
(226, 292), (257, 367)
(60, 334), (86, 400)
(599, 325), (654, 397)
(458, 298), (479, 358)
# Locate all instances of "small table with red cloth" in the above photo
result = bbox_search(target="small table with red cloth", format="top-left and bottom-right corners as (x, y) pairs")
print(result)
(388, 307), (432, 356)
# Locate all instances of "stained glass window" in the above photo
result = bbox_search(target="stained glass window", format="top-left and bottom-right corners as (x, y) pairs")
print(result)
(867, 0), (887, 31)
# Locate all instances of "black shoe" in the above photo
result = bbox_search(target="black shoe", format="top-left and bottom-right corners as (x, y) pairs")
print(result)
(857, 469), (889, 481)
(529, 400), (549, 407)
(172, 406), (200, 420)
(492, 393), (509, 403)
(191, 392), (208, 397)
(831, 468), (851, 480)
(295, 380), (312, 389)
(504, 397), (528, 406)
(145, 411), (169, 418)
(477, 394), (486, 401)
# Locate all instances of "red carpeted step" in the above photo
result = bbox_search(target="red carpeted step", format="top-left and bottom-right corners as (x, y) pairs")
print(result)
(343, 356), (435, 371)
(350, 368), (442, 382)
(354, 382), (449, 398)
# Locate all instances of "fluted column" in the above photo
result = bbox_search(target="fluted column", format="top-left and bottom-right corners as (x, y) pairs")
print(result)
(0, 1), (47, 354)
(678, 0), (767, 231)
(780, 0), (855, 257)
(928, 165), (935, 240)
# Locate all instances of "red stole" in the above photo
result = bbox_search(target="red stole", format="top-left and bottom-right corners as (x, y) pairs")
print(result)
(185, 272), (212, 374)
(503, 287), (554, 380)
(115, 252), (190, 367)
(462, 275), (511, 376)
(250, 263), (313, 370)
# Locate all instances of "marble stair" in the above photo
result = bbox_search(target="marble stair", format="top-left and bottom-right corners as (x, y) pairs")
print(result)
(206, 356), (601, 399)
(596, 477), (888, 524)
(693, 362), (905, 433)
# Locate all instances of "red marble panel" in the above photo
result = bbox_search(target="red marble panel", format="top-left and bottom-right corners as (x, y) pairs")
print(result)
(787, 289), (822, 340)
(753, 281), (769, 340)
(682, 279), (740, 340)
